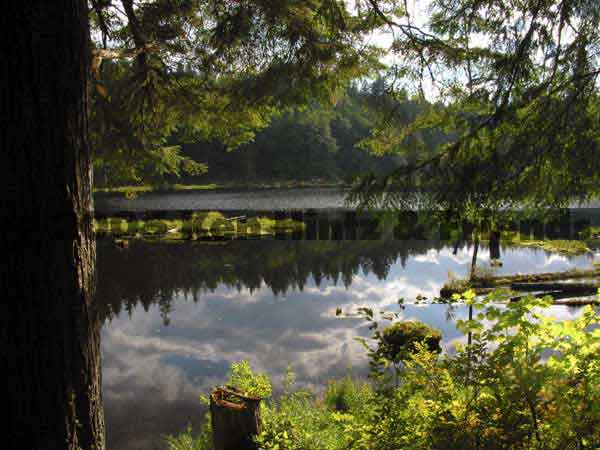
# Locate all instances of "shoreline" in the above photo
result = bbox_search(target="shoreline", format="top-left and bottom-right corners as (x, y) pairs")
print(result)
(94, 181), (350, 195)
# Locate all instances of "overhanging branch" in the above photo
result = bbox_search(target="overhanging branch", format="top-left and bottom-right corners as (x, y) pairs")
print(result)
(92, 44), (157, 61)
(91, 44), (158, 79)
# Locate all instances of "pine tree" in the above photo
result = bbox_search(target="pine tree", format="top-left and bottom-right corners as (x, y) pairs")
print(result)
(353, 0), (600, 214)
(89, 0), (386, 185)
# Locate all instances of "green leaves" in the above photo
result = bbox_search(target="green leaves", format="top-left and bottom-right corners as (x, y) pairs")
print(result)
(352, 0), (600, 215)
(90, 0), (388, 186)
(176, 292), (600, 450)
(226, 360), (272, 400)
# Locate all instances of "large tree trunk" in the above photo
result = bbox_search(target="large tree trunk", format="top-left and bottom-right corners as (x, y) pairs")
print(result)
(2, 2), (104, 450)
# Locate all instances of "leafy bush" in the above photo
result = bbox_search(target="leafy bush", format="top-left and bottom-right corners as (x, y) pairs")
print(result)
(257, 377), (376, 450)
(226, 360), (272, 399)
(578, 226), (600, 241)
(380, 321), (442, 362)
(166, 425), (212, 450)
(170, 290), (600, 450)
(367, 290), (600, 450)
(324, 376), (374, 413)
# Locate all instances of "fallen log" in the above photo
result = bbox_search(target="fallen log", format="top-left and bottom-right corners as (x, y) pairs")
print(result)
(510, 293), (599, 306)
(439, 286), (496, 299)
(440, 268), (600, 298)
(510, 282), (600, 293)
(554, 298), (600, 306)
(472, 268), (600, 288)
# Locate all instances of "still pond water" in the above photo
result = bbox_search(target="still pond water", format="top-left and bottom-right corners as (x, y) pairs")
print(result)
(96, 188), (600, 450)
(95, 186), (600, 213)
(95, 187), (352, 213)
(98, 237), (599, 450)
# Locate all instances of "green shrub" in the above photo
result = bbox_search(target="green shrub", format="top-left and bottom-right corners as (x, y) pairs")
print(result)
(380, 321), (442, 362)
(257, 377), (376, 450)
(170, 290), (600, 450)
(578, 226), (600, 240)
(324, 376), (375, 413)
(226, 360), (272, 399)
(166, 425), (212, 450)
(367, 290), (600, 450)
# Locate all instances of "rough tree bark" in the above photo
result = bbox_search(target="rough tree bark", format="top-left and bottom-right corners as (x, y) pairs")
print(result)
(2, 2), (105, 450)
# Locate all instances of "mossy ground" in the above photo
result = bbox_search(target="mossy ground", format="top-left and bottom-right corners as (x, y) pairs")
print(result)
(94, 212), (305, 241)
(476, 230), (593, 255)
(510, 238), (590, 255)
(94, 180), (347, 195)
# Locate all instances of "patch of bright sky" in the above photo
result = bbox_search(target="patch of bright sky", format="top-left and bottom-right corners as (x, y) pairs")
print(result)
(357, 0), (593, 101)
(359, 0), (451, 100)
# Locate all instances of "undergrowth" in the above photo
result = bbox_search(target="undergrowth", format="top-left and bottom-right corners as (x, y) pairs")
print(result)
(167, 289), (600, 450)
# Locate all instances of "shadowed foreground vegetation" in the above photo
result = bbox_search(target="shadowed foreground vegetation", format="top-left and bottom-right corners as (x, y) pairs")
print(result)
(167, 290), (600, 450)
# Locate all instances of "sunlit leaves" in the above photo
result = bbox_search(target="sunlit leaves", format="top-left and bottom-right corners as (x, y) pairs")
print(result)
(353, 0), (600, 215)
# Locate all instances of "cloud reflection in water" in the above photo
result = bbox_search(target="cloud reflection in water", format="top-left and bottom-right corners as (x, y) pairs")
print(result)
(99, 241), (594, 450)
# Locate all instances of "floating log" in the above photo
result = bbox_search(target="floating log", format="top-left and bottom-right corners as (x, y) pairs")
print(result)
(471, 268), (600, 288)
(554, 298), (600, 306)
(508, 290), (596, 303)
(439, 286), (496, 299)
(510, 293), (599, 306)
(510, 282), (600, 293)
(210, 387), (262, 450)
(440, 268), (600, 298)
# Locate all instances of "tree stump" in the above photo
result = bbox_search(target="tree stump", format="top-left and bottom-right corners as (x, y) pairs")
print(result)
(489, 230), (501, 261)
(210, 386), (262, 450)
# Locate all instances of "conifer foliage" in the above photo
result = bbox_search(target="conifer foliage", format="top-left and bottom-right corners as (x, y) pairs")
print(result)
(352, 0), (600, 212)
(88, 0), (389, 184)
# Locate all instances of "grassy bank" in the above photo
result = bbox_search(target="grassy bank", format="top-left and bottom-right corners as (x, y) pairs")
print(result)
(94, 180), (348, 195)
(484, 230), (593, 255)
(94, 212), (305, 241)
(94, 184), (218, 194)
(506, 237), (592, 255)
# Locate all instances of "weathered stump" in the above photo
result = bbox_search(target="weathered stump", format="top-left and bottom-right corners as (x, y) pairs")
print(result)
(210, 387), (262, 450)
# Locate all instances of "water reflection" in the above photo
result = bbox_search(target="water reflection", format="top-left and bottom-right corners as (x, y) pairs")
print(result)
(95, 187), (600, 213)
(95, 187), (350, 213)
(98, 240), (595, 450)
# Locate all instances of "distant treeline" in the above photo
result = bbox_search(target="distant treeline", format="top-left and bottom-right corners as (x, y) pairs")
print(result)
(95, 80), (448, 187)
(181, 82), (447, 184)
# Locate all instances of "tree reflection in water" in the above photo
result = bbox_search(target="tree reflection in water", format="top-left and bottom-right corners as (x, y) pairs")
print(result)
(94, 239), (451, 324)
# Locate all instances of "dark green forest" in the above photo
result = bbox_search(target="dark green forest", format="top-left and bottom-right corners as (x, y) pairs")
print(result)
(93, 79), (448, 187)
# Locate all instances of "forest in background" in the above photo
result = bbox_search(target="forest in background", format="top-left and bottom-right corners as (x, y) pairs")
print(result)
(93, 79), (448, 188)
